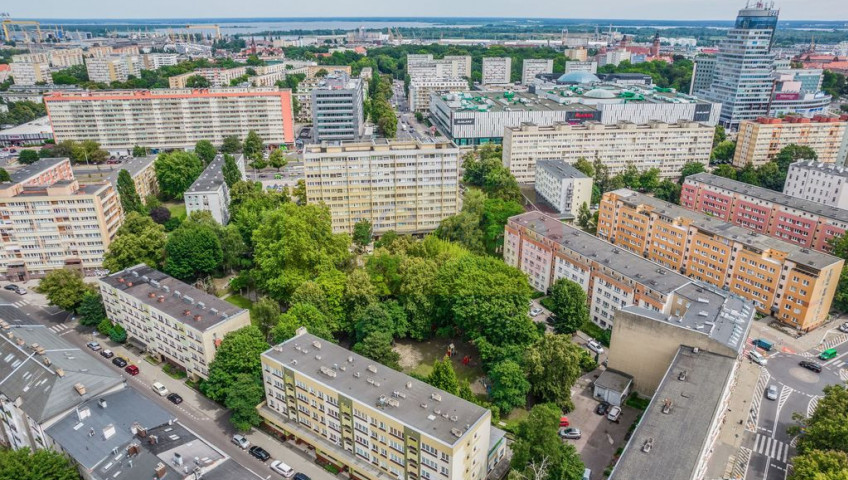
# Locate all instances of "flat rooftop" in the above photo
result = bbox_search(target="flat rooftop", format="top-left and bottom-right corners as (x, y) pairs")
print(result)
(0, 116), (53, 137)
(264, 331), (490, 446)
(99, 264), (245, 332)
(536, 160), (591, 181)
(537, 83), (716, 106)
(105, 156), (156, 185)
(437, 91), (598, 114)
(509, 211), (692, 294)
(611, 346), (735, 480)
(610, 188), (842, 271)
(8, 157), (68, 184)
(788, 160), (848, 179)
(686, 172), (848, 225)
(186, 154), (228, 194)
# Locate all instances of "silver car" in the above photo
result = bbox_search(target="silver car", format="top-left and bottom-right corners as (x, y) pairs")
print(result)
(766, 385), (778, 401)
(559, 427), (582, 440)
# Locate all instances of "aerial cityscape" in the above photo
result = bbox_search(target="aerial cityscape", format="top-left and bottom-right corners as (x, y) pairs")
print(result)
(1, 3), (848, 480)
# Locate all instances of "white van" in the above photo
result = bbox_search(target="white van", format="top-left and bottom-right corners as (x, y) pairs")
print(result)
(271, 461), (295, 477)
(749, 350), (768, 366)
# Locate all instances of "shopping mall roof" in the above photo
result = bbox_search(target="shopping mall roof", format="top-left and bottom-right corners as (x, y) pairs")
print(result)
(436, 91), (597, 114)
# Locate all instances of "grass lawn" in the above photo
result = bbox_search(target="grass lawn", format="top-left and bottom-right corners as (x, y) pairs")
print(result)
(501, 407), (530, 434)
(225, 294), (254, 310)
(164, 201), (187, 220)
(394, 338), (487, 395)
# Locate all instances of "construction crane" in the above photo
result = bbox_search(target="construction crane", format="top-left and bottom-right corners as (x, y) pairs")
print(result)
(1, 17), (43, 43)
(184, 24), (221, 40)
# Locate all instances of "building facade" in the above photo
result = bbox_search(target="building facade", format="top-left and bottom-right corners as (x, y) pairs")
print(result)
(481, 57), (511, 85)
(733, 116), (848, 167)
(9, 61), (51, 85)
(599, 189), (843, 331)
(689, 56), (716, 95)
(106, 155), (159, 200)
(142, 53), (179, 70)
(407, 55), (470, 81)
(784, 161), (848, 210)
(184, 154), (245, 224)
(521, 59), (553, 85)
(303, 140), (460, 235)
(168, 67), (248, 88)
(503, 120), (713, 183)
(408, 79), (469, 112)
(564, 61), (598, 74)
(0, 158), (122, 280)
(44, 88), (295, 151)
(534, 160), (593, 216)
(681, 173), (848, 254)
(311, 74), (365, 142)
(99, 264), (252, 380)
(259, 329), (494, 480)
(86, 55), (141, 84)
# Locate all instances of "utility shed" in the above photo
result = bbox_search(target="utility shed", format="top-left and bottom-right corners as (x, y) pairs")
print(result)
(593, 369), (633, 406)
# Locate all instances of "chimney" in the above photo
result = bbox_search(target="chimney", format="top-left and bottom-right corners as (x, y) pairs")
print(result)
(194, 315), (202, 322)
(157, 296), (165, 303)
(55, 367), (65, 377)
(154, 462), (167, 479)
(183, 310), (191, 316)
(148, 292), (156, 298)
(74, 383), (86, 395)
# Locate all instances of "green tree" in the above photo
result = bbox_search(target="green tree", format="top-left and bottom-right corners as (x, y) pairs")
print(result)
(77, 291), (106, 327)
(37, 269), (94, 312)
(524, 334), (584, 411)
(738, 163), (761, 186)
(711, 140), (736, 163)
(678, 161), (707, 184)
(713, 125), (727, 148)
(116, 169), (145, 214)
(185, 74), (211, 88)
(427, 357), (461, 395)
(18, 149), (39, 164)
(547, 278), (588, 334)
(268, 149), (288, 170)
(132, 145), (148, 157)
(774, 144), (817, 171)
(757, 161), (785, 191)
(352, 331), (400, 369)
(154, 151), (205, 199)
(109, 323), (127, 343)
(243, 130), (264, 161)
(103, 212), (167, 271)
(221, 135), (242, 154)
(194, 139), (217, 165)
(638, 168), (660, 192)
(791, 382), (848, 455)
(713, 164), (738, 180)
(353, 220), (373, 248)
(488, 360), (529, 412)
(0, 447), (82, 480)
(222, 153), (242, 188)
(252, 296), (280, 339)
(164, 222), (223, 281)
(481, 197), (524, 254)
(71, 140), (108, 164)
(0, 168), (10, 182)
(201, 326), (269, 403)
(510, 403), (585, 480)
(572, 157), (594, 178)
(272, 303), (334, 343)
(225, 373), (265, 432)
(827, 233), (848, 312)
(790, 450), (848, 480)
(293, 179), (307, 204)
(576, 203), (592, 231)
(654, 179), (681, 204)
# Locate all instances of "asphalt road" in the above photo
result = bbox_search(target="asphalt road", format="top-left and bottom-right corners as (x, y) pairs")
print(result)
(745, 331), (848, 480)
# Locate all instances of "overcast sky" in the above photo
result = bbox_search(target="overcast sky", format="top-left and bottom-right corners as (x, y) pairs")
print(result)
(11, 0), (848, 20)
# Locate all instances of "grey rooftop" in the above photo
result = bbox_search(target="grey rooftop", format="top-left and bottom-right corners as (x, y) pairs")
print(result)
(536, 160), (590, 181)
(263, 331), (490, 446)
(788, 160), (848, 179)
(106, 156), (156, 185)
(186, 154), (230, 194)
(9, 157), (68, 184)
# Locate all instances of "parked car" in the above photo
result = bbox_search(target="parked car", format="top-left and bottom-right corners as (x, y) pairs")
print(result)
(799, 360), (823, 373)
(595, 401), (610, 416)
(819, 348), (838, 361)
(112, 357), (128, 368)
(249, 446), (271, 462)
(839, 322), (848, 333)
(582, 468), (592, 480)
(766, 385), (778, 401)
(529, 307), (543, 317)
(100, 349), (114, 359)
(607, 406), (622, 422)
(270, 461), (295, 477)
(3, 284), (26, 295)
(86, 341), (101, 352)
(293, 473), (311, 480)
(152, 382), (169, 396)
(124, 364), (139, 376)
(232, 434), (250, 449)
(559, 416), (569, 427)
(749, 350), (768, 366)
(167, 393), (183, 405)
(559, 427), (582, 440)
(586, 339), (604, 355)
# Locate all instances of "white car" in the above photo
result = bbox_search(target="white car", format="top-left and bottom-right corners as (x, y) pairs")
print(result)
(749, 350), (768, 366)
(270, 460), (295, 477)
(152, 382), (169, 397)
(766, 385), (778, 401)
(232, 434), (250, 449)
(607, 405), (622, 422)
(586, 339), (605, 355)
(529, 307), (543, 317)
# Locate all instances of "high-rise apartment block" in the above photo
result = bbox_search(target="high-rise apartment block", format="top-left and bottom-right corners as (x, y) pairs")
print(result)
(311, 73), (365, 142)
(481, 57), (511, 85)
(564, 61), (598, 74)
(44, 88), (295, 151)
(303, 140), (460, 234)
(106, 155), (159, 200)
(259, 329), (501, 480)
(534, 160), (593, 217)
(9, 61), (51, 85)
(168, 67), (247, 88)
(184, 154), (245, 224)
(406, 54), (470, 81)
(503, 120), (713, 183)
(784, 161), (848, 210)
(521, 59), (553, 85)
(681, 173), (848, 254)
(307, 65), (351, 78)
(408, 79), (469, 112)
(599, 189), (843, 331)
(86, 55), (141, 83)
(689, 56), (716, 95)
(733, 115), (848, 167)
(0, 158), (122, 280)
(142, 53), (179, 70)
(48, 48), (85, 68)
(564, 47), (589, 61)
(99, 264), (252, 380)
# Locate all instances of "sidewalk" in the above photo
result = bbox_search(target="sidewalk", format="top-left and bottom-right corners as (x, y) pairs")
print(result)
(748, 315), (845, 355)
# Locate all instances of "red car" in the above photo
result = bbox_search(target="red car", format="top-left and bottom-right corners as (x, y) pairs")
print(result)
(559, 416), (569, 427)
(124, 364), (139, 376)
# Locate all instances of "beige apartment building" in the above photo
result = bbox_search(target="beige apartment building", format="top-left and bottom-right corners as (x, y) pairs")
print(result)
(304, 140), (460, 234)
(168, 67), (248, 88)
(307, 65), (351, 78)
(86, 55), (142, 83)
(105, 155), (159, 199)
(44, 87), (295, 151)
(10, 61), (51, 85)
(0, 158), (122, 280)
(259, 329), (501, 480)
(408, 79), (469, 112)
(49, 48), (85, 68)
(733, 115), (848, 167)
(99, 264), (251, 380)
(503, 120), (713, 183)
(599, 189), (843, 331)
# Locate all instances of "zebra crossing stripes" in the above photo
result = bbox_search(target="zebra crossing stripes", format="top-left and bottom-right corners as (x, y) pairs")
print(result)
(747, 369), (770, 432)
(48, 323), (71, 334)
(753, 434), (790, 463)
(11, 300), (28, 308)
(818, 334), (848, 352)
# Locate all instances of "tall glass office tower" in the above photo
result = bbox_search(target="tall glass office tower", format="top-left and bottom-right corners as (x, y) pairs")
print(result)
(698, 3), (779, 129)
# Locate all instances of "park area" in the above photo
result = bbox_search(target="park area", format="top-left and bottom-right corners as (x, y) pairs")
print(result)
(394, 338), (488, 397)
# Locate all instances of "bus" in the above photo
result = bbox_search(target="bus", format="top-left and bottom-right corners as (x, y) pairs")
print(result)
(818, 348), (838, 361)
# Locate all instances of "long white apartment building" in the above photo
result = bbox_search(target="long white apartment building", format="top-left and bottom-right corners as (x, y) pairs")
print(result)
(86, 55), (142, 83)
(44, 87), (295, 151)
(408, 78), (469, 112)
(503, 120), (713, 183)
(184, 154), (245, 224)
(13, 49), (84, 69)
(534, 160), (593, 216)
(304, 140), (460, 234)
(0, 158), (122, 280)
(482, 57), (511, 85)
(168, 67), (248, 88)
(521, 59), (553, 85)
(99, 264), (251, 380)
(406, 54), (471, 81)
(784, 160), (848, 210)
(142, 53), (179, 70)
(10, 61), (51, 85)
(259, 329), (504, 480)
(564, 61), (598, 74)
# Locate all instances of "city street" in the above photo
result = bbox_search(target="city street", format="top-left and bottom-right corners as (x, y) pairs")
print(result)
(744, 328), (848, 480)
(0, 286), (336, 480)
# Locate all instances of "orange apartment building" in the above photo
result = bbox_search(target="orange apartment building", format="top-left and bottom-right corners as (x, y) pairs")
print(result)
(599, 189), (843, 331)
(733, 115), (848, 168)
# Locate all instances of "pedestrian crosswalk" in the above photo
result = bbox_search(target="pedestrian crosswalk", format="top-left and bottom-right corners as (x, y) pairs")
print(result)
(48, 323), (72, 334)
(11, 300), (28, 308)
(753, 434), (790, 463)
(819, 334), (848, 352)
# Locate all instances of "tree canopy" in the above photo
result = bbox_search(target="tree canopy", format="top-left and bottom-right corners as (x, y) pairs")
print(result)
(104, 212), (167, 271)
(116, 169), (144, 214)
(201, 326), (269, 404)
(37, 269), (95, 312)
(0, 447), (82, 480)
(510, 403), (585, 480)
(154, 151), (205, 199)
(547, 278), (589, 334)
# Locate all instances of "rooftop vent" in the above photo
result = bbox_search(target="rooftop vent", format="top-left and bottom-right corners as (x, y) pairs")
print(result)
(210, 308), (218, 315)
(158, 296), (165, 303)
(183, 310), (191, 316)
(131, 270), (139, 278)
(194, 315), (202, 322)
(450, 428), (463, 438)
(387, 398), (400, 407)
(174, 290), (182, 299)
(406, 381), (412, 389)
(420, 403), (428, 409)
(347, 356), (354, 363)
(55, 367), (65, 377)
(353, 372), (360, 378)
(367, 365), (377, 373)
(320, 366), (336, 378)
(42, 356), (51, 366)
(183, 295), (194, 305)
(312, 340), (322, 350)
(196, 301), (205, 310)
(98, 398), (108, 409)
(162, 285), (170, 293)
(431, 393), (442, 402)
(661, 398), (673, 414)
(141, 275), (149, 283)
(642, 438), (653, 453)
(74, 383), (86, 395)
(148, 292), (157, 298)
(678, 370), (687, 381)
